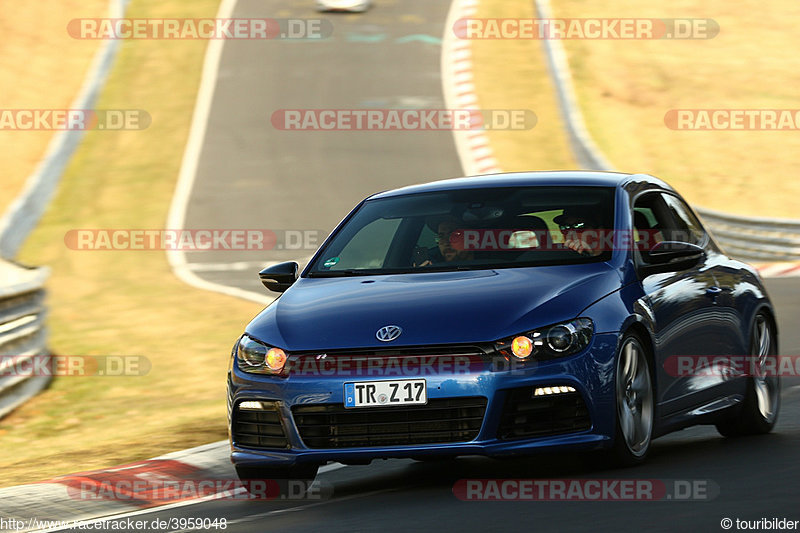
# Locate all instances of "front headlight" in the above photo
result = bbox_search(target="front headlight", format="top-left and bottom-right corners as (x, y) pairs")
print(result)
(236, 335), (288, 375)
(496, 318), (593, 360)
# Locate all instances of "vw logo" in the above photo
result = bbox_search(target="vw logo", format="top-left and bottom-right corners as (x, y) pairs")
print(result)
(375, 325), (403, 342)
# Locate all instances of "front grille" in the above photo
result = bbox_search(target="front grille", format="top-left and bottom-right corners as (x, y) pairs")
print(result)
(288, 345), (489, 376)
(498, 387), (591, 440)
(294, 345), (486, 357)
(292, 397), (487, 448)
(232, 402), (289, 449)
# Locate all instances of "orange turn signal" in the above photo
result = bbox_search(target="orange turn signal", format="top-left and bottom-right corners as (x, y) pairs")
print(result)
(265, 347), (287, 371)
(511, 336), (533, 359)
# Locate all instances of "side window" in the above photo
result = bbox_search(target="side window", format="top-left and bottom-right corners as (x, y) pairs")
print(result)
(660, 194), (706, 246)
(632, 194), (670, 253)
(632, 192), (708, 258)
(327, 218), (402, 270)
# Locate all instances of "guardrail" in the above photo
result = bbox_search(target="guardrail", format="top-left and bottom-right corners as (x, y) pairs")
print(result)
(0, 0), (129, 260)
(693, 208), (800, 262)
(534, 0), (800, 263)
(0, 260), (50, 419)
(0, 0), (127, 418)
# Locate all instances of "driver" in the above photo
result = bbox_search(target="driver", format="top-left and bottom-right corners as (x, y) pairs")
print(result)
(416, 218), (474, 266)
(554, 207), (604, 257)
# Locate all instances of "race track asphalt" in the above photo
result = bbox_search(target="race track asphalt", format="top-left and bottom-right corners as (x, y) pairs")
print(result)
(102, 0), (800, 531)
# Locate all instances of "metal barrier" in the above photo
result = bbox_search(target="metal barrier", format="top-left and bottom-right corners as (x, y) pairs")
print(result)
(534, 0), (800, 263)
(0, 0), (128, 418)
(0, 260), (50, 418)
(693, 208), (800, 262)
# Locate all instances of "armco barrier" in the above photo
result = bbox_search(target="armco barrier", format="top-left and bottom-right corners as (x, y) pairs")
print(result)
(534, 0), (800, 263)
(0, 0), (127, 418)
(692, 208), (800, 262)
(0, 259), (50, 419)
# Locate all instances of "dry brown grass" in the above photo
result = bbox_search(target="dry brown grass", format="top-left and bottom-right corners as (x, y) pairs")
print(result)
(470, 0), (575, 171)
(1, 0), (263, 487)
(551, 0), (800, 218)
(5, 0), (795, 490)
(0, 0), (107, 216)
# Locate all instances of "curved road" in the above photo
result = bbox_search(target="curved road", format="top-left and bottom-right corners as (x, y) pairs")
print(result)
(111, 0), (800, 531)
(182, 0), (461, 294)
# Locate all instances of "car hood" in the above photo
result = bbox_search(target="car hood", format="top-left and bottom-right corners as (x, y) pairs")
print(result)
(246, 264), (621, 351)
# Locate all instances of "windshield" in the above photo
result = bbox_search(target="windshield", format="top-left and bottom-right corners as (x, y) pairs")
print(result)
(308, 186), (615, 276)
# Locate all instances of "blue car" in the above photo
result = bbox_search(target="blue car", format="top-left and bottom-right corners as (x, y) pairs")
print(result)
(227, 171), (779, 482)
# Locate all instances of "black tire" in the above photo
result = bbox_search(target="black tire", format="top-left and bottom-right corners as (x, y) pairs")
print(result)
(716, 313), (780, 437)
(611, 334), (654, 466)
(235, 464), (319, 497)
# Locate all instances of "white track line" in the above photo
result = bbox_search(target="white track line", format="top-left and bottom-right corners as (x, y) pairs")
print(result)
(186, 256), (314, 273)
(165, 0), (271, 305)
(26, 2), (501, 530)
(220, 486), (401, 530)
(184, 261), (273, 272)
(0, 0), (129, 259)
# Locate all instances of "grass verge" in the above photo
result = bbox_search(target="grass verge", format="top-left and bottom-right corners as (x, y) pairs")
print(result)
(469, 0), (575, 171)
(0, 0), (584, 485)
(552, 0), (800, 218)
(1, 0), (263, 487)
(0, 0), (106, 216)
(7, 0), (789, 489)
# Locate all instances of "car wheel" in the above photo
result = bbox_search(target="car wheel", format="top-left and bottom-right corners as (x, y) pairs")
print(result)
(611, 334), (654, 466)
(716, 313), (780, 437)
(235, 464), (319, 495)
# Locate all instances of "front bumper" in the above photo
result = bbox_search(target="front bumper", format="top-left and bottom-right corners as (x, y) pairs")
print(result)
(228, 333), (619, 467)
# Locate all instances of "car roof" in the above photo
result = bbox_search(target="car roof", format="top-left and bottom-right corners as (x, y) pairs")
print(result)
(368, 171), (673, 200)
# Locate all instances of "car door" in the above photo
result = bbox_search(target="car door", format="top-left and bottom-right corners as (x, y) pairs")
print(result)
(658, 193), (747, 355)
(634, 191), (732, 415)
(660, 194), (750, 403)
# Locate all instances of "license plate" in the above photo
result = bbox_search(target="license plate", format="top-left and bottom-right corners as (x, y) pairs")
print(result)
(344, 379), (427, 408)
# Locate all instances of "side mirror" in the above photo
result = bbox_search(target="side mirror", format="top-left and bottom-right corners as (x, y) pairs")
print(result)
(259, 261), (298, 293)
(639, 241), (705, 276)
